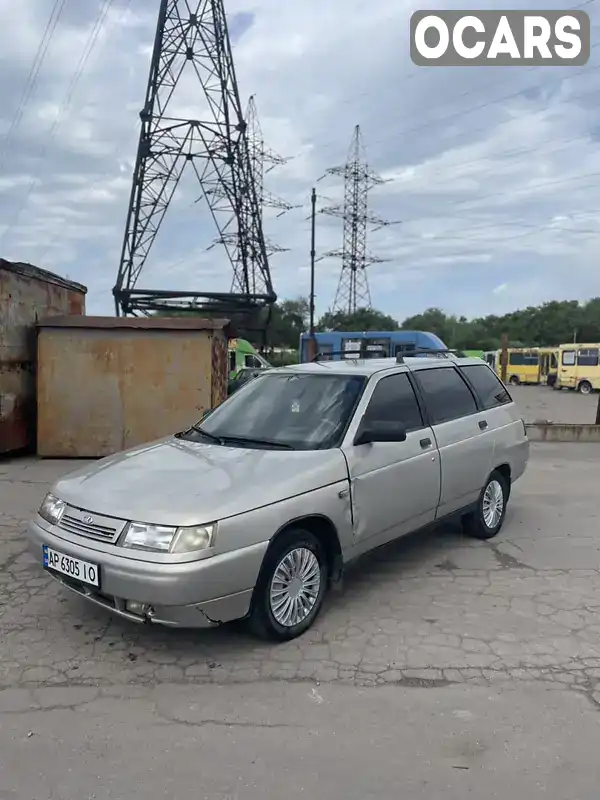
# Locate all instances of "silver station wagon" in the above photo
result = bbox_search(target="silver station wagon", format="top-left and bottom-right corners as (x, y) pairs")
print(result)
(26, 353), (529, 641)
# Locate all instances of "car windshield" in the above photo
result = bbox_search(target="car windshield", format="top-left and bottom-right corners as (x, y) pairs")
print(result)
(194, 372), (366, 450)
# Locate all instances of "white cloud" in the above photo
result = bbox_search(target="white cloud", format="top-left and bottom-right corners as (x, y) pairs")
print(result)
(0, 0), (598, 322)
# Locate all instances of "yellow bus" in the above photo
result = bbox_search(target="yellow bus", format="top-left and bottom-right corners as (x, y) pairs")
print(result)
(555, 343), (600, 394)
(538, 347), (559, 386)
(496, 347), (541, 386)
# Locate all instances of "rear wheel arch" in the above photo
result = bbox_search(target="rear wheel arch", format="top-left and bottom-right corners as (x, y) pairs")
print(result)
(463, 467), (510, 540)
(493, 463), (512, 499)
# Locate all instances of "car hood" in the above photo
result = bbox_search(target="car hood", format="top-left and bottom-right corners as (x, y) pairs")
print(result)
(52, 436), (349, 526)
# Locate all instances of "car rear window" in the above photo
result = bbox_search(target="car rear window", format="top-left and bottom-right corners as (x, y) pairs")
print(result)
(460, 364), (511, 409)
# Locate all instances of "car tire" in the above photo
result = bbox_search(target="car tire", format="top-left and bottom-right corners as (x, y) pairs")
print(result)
(509, 375), (520, 386)
(578, 380), (592, 395)
(248, 529), (328, 642)
(462, 470), (509, 541)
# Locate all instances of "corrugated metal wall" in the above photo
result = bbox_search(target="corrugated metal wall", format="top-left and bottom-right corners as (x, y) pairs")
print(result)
(0, 260), (86, 454)
(37, 317), (230, 458)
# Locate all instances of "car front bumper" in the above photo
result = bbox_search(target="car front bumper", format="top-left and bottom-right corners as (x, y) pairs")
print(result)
(25, 519), (269, 628)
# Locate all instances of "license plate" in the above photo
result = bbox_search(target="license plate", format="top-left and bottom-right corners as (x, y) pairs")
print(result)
(43, 545), (100, 587)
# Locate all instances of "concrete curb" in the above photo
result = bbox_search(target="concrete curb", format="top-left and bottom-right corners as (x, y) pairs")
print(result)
(526, 423), (600, 442)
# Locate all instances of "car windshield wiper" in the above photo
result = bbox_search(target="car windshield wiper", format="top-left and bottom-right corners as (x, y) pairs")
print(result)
(218, 435), (296, 450)
(187, 424), (222, 444)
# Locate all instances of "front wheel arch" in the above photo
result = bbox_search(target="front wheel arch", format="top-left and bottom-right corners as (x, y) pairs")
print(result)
(262, 514), (343, 587)
(248, 526), (329, 640)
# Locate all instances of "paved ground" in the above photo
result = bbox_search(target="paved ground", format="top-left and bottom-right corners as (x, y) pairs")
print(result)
(1, 444), (600, 798)
(509, 383), (598, 423)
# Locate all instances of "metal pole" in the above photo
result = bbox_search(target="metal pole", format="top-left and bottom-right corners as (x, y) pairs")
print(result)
(307, 187), (317, 361)
(500, 332), (508, 384)
(309, 187), (316, 335)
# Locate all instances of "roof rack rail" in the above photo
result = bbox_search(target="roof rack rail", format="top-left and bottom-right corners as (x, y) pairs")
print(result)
(396, 347), (459, 364)
(311, 348), (388, 362)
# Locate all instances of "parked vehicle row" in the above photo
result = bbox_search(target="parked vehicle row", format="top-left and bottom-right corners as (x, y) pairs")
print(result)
(485, 344), (600, 394)
(26, 353), (529, 641)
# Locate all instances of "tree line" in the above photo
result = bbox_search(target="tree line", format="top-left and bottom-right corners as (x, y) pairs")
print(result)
(270, 297), (600, 351)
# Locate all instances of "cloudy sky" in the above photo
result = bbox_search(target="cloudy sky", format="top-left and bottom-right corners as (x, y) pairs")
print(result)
(0, 0), (598, 322)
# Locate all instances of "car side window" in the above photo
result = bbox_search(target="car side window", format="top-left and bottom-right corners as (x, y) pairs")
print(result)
(415, 367), (477, 424)
(363, 373), (424, 432)
(460, 364), (511, 409)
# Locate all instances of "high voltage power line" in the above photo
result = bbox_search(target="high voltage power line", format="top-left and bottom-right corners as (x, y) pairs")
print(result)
(1, 0), (599, 309)
(292, 48), (600, 163)
(0, 0), (124, 250)
(0, 0), (70, 176)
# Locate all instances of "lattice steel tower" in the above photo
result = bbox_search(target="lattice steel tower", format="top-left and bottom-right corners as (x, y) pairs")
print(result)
(113, 0), (275, 328)
(319, 124), (397, 315)
(209, 94), (298, 267)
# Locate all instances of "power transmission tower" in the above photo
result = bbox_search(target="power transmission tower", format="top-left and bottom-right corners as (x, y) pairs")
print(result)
(246, 95), (297, 223)
(209, 94), (298, 263)
(318, 124), (399, 315)
(112, 0), (275, 333)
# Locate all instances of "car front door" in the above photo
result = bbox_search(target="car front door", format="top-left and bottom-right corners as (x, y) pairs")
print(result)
(342, 372), (441, 555)
(412, 365), (493, 518)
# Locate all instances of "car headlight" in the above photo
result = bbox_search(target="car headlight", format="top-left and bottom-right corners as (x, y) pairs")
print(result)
(38, 493), (66, 525)
(121, 522), (215, 554)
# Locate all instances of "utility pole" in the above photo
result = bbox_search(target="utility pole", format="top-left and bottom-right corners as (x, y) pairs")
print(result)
(317, 124), (399, 315)
(500, 332), (508, 384)
(309, 188), (316, 336)
(307, 187), (317, 361)
(112, 0), (275, 336)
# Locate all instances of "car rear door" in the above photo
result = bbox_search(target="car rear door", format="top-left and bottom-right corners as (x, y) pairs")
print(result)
(460, 362), (529, 480)
(342, 371), (441, 554)
(411, 364), (492, 518)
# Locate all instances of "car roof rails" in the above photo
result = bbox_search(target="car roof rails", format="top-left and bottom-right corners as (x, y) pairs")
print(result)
(395, 347), (459, 364)
(311, 348), (388, 362)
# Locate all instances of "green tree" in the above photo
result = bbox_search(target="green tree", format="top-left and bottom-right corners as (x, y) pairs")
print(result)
(317, 307), (399, 332)
(401, 307), (457, 344)
(151, 295), (600, 350)
(269, 297), (309, 348)
(400, 298), (600, 349)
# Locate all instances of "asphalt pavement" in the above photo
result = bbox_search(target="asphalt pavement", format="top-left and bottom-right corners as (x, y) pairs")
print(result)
(1, 442), (600, 798)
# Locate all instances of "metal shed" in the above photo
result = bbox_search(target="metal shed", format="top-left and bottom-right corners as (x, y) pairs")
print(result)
(36, 315), (232, 458)
(0, 259), (87, 454)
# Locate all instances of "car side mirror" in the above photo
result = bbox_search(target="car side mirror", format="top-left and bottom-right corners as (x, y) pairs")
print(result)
(353, 420), (407, 446)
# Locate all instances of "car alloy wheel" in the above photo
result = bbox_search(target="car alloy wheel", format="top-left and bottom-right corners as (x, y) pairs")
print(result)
(269, 547), (321, 627)
(482, 479), (504, 529)
(463, 470), (509, 540)
(249, 529), (328, 641)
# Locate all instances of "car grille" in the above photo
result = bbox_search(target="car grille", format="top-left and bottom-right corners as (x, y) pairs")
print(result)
(57, 505), (126, 544)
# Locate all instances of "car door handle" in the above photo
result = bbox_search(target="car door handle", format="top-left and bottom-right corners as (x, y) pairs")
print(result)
(479, 420), (488, 430)
(420, 437), (432, 449)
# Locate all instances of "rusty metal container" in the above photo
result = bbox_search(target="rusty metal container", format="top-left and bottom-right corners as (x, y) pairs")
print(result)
(36, 315), (232, 458)
(0, 259), (86, 454)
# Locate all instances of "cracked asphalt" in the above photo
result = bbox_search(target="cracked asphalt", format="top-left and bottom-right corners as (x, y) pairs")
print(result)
(1, 442), (600, 798)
